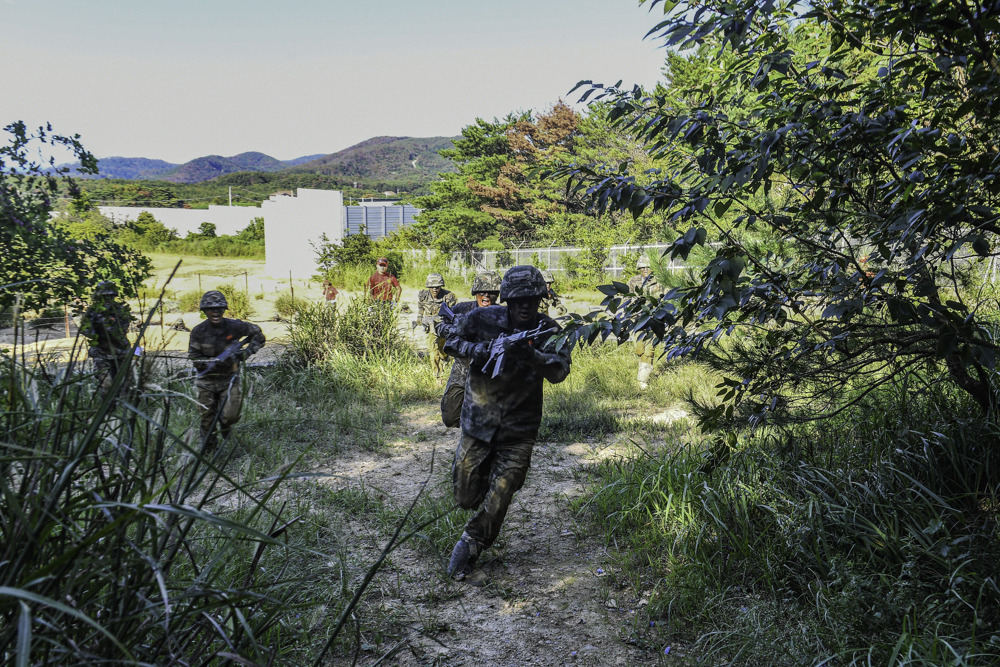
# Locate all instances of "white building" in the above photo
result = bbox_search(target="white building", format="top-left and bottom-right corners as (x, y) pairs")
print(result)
(261, 189), (344, 279)
(99, 188), (413, 279)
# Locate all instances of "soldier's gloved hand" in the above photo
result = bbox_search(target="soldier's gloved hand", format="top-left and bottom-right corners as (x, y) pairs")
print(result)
(506, 339), (534, 363)
(435, 321), (452, 338)
(470, 342), (490, 364)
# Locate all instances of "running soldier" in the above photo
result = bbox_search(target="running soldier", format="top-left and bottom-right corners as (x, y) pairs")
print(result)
(628, 256), (662, 390)
(416, 273), (458, 377)
(539, 270), (567, 318)
(188, 290), (265, 450)
(438, 270), (501, 427)
(442, 265), (572, 580)
(80, 281), (135, 394)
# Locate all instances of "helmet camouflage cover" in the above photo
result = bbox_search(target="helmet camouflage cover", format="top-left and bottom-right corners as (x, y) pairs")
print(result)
(541, 270), (555, 284)
(471, 270), (501, 295)
(636, 256), (651, 270)
(199, 290), (229, 310)
(425, 272), (445, 288)
(499, 265), (547, 302)
(94, 281), (118, 297)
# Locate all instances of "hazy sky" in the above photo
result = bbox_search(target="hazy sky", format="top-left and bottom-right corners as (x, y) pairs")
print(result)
(2, 0), (667, 164)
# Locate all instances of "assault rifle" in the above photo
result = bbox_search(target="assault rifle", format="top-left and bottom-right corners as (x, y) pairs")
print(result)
(480, 323), (556, 379)
(435, 302), (457, 337)
(196, 335), (255, 378)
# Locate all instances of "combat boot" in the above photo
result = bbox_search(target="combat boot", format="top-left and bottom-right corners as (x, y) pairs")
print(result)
(447, 534), (479, 579)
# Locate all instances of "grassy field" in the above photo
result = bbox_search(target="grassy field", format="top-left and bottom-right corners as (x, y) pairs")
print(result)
(7, 252), (996, 665)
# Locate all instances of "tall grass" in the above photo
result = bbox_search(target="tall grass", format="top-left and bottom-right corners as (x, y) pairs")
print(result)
(0, 333), (319, 663)
(574, 377), (1000, 664)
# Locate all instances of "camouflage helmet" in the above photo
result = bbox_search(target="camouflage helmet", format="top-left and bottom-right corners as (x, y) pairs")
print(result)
(93, 281), (118, 297)
(499, 265), (547, 302)
(471, 271), (501, 295)
(541, 270), (555, 284)
(199, 290), (228, 310)
(425, 272), (445, 288)
(636, 256), (651, 270)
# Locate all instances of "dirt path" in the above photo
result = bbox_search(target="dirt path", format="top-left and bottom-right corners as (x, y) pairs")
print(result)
(322, 401), (664, 666)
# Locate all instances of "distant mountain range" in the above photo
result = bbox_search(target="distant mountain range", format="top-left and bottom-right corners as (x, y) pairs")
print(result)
(60, 136), (457, 187)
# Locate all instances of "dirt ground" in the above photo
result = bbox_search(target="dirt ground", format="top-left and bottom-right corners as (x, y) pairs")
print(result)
(320, 401), (679, 667)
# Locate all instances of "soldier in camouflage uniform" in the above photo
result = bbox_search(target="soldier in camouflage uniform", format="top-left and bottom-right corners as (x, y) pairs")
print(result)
(627, 256), (662, 389)
(416, 273), (459, 377)
(438, 271), (501, 427)
(188, 290), (265, 450)
(79, 281), (134, 394)
(442, 265), (572, 580)
(539, 270), (568, 318)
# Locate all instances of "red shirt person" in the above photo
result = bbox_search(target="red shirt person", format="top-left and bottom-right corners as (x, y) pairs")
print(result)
(367, 257), (401, 302)
(322, 280), (339, 303)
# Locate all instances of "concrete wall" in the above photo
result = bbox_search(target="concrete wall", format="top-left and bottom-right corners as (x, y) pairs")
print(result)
(99, 204), (262, 237)
(263, 189), (344, 279)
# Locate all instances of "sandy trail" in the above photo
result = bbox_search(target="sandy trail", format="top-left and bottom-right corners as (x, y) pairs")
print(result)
(321, 401), (664, 666)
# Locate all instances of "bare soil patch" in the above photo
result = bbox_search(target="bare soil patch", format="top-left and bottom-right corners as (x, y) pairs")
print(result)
(320, 401), (670, 666)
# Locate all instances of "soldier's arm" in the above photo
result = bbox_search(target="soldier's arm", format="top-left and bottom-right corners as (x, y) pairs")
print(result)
(188, 330), (213, 369)
(443, 313), (485, 362)
(235, 321), (266, 355)
(526, 324), (571, 383)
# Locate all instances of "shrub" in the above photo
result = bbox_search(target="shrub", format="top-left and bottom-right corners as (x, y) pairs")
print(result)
(216, 284), (253, 320)
(178, 290), (203, 313)
(274, 293), (304, 319)
(285, 297), (406, 365)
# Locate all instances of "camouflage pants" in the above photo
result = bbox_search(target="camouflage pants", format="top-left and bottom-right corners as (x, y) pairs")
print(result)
(89, 348), (129, 394)
(427, 330), (448, 376)
(196, 376), (242, 448)
(453, 431), (534, 551)
(440, 361), (468, 428)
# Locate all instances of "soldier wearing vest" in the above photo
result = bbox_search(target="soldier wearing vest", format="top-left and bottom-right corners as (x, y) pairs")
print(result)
(417, 273), (459, 377)
(188, 290), (265, 449)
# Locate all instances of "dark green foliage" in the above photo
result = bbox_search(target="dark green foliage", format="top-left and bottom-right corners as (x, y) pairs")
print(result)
(1, 121), (151, 311)
(563, 0), (1000, 423)
(577, 381), (1000, 663)
(313, 233), (405, 282)
(216, 284), (252, 319)
(274, 293), (303, 319)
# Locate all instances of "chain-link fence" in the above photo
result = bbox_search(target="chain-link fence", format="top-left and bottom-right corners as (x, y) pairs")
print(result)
(404, 242), (702, 277)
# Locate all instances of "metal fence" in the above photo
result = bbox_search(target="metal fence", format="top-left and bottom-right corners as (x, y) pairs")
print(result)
(346, 205), (421, 239)
(404, 242), (698, 277)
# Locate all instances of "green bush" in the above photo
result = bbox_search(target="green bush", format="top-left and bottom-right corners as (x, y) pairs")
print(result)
(178, 290), (203, 313)
(216, 284), (253, 320)
(286, 297), (407, 366)
(274, 293), (304, 319)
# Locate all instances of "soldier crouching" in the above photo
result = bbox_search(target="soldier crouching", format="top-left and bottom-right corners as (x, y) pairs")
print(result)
(188, 290), (265, 450)
(442, 265), (571, 580)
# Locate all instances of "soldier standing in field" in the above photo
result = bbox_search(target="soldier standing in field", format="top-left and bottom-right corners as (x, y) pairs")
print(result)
(442, 265), (572, 581)
(416, 273), (459, 377)
(539, 270), (568, 318)
(188, 290), (265, 450)
(438, 270), (501, 427)
(628, 255), (662, 390)
(80, 281), (135, 395)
